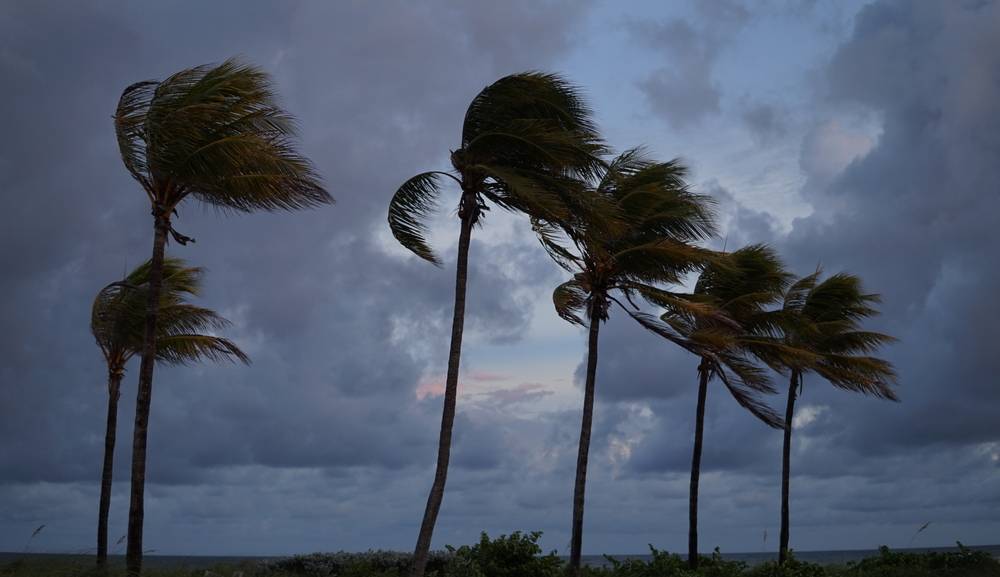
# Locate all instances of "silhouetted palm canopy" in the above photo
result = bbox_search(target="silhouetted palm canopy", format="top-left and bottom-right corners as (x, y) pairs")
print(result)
(779, 270), (898, 397)
(116, 58), (330, 227)
(388, 72), (608, 263)
(91, 258), (249, 372)
(659, 245), (795, 426)
(539, 148), (718, 330)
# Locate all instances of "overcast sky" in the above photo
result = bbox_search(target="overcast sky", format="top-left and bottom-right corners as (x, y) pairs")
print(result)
(1, 0), (998, 557)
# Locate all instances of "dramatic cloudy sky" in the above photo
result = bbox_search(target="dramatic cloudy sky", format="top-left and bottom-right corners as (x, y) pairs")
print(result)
(2, 0), (998, 557)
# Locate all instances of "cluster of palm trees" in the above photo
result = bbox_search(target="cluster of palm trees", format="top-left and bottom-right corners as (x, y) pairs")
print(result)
(389, 74), (898, 577)
(93, 59), (895, 577)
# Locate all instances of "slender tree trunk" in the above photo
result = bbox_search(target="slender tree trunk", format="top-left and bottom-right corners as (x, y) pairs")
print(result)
(409, 207), (475, 577)
(97, 369), (124, 568)
(779, 370), (799, 565)
(568, 304), (602, 577)
(125, 212), (169, 577)
(688, 359), (710, 569)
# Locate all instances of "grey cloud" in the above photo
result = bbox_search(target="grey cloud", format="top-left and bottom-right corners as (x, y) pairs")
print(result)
(632, 0), (750, 129)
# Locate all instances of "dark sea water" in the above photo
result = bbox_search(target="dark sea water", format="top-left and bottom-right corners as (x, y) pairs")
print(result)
(3, 544), (999, 569)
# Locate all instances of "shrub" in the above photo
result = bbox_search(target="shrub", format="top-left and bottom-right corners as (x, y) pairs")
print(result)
(442, 531), (562, 577)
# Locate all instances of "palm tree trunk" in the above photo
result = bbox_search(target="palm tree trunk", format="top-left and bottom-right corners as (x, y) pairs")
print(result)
(568, 305), (602, 577)
(409, 208), (475, 577)
(779, 370), (799, 564)
(125, 212), (169, 577)
(688, 359), (710, 569)
(97, 369), (124, 568)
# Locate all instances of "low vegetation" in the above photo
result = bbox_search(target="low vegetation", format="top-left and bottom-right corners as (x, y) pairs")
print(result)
(4, 533), (997, 577)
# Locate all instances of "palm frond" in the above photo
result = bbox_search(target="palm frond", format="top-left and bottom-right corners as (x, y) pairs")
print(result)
(388, 171), (455, 265)
(461, 71), (606, 179)
(119, 58), (332, 212)
(155, 334), (249, 366)
(553, 279), (589, 326)
(91, 258), (248, 368)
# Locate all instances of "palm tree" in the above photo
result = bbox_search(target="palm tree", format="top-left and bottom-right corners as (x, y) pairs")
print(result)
(657, 245), (792, 569)
(535, 149), (717, 577)
(775, 270), (897, 563)
(91, 258), (248, 568)
(387, 72), (605, 577)
(114, 59), (330, 576)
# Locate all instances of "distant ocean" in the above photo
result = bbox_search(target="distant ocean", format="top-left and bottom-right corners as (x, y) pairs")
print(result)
(3, 544), (999, 569)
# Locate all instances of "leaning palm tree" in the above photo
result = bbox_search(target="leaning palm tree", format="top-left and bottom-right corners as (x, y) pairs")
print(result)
(387, 72), (606, 577)
(657, 245), (793, 569)
(535, 149), (717, 577)
(91, 258), (248, 568)
(775, 270), (897, 563)
(114, 59), (330, 576)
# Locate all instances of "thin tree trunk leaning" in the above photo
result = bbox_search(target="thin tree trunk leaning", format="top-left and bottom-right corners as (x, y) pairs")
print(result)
(97, 369), (124, 568)
(409, 207), (475, 577)
(688, 359), (710, 569)
(779, 370), (799, 565)
(569, 305), (602, 577)
(125, 212), (169, 577)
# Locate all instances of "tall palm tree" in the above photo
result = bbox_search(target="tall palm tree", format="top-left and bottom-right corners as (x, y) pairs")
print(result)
(536, 149), (717, 577)
(91, 258), (248, 568)
(775, 270), (897, 563)
(114, 59), (330, 576)
(657, 245), (792, 569)
(387, 72), (605, 577)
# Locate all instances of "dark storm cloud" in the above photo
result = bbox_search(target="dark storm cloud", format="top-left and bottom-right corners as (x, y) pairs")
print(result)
(778, 0), (1000, 458)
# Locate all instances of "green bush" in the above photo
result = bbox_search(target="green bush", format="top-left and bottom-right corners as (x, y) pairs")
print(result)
(442, 531), (562, 577)
(840, 544), (1000, 577)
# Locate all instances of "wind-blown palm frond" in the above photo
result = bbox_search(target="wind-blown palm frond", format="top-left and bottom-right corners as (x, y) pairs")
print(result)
(656, 244), (793, 428)
(91, 259), (249, 370)
(780, 270), (898, 397)
(155, 334), (249, 366)
(115, 58), (332, 215)
(553, 279), (589, 326)
(388, 171), (457, 265)
(461, 72), (605, 179)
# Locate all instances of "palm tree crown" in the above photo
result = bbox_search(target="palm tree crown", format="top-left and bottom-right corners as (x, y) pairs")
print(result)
(661, 244), (794, 425)
(91, 258), (249, 373)
(540, 148), (717, 326)
(116, 58), (331, 233)
(388, 71), (608, 264)
(779, 270), (898, 398)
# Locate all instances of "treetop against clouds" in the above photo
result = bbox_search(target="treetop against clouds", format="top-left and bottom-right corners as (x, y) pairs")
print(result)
(1, 0), (999, 558)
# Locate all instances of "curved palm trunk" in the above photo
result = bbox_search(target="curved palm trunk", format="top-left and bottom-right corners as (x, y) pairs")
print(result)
(125, 213), (169, 577)
(687, 360), (710, 569)
(778, 370), (799, 564)
(409, 209), (475, 577)
(568, 308), (602, 577)
(97, 369), (124, 568)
